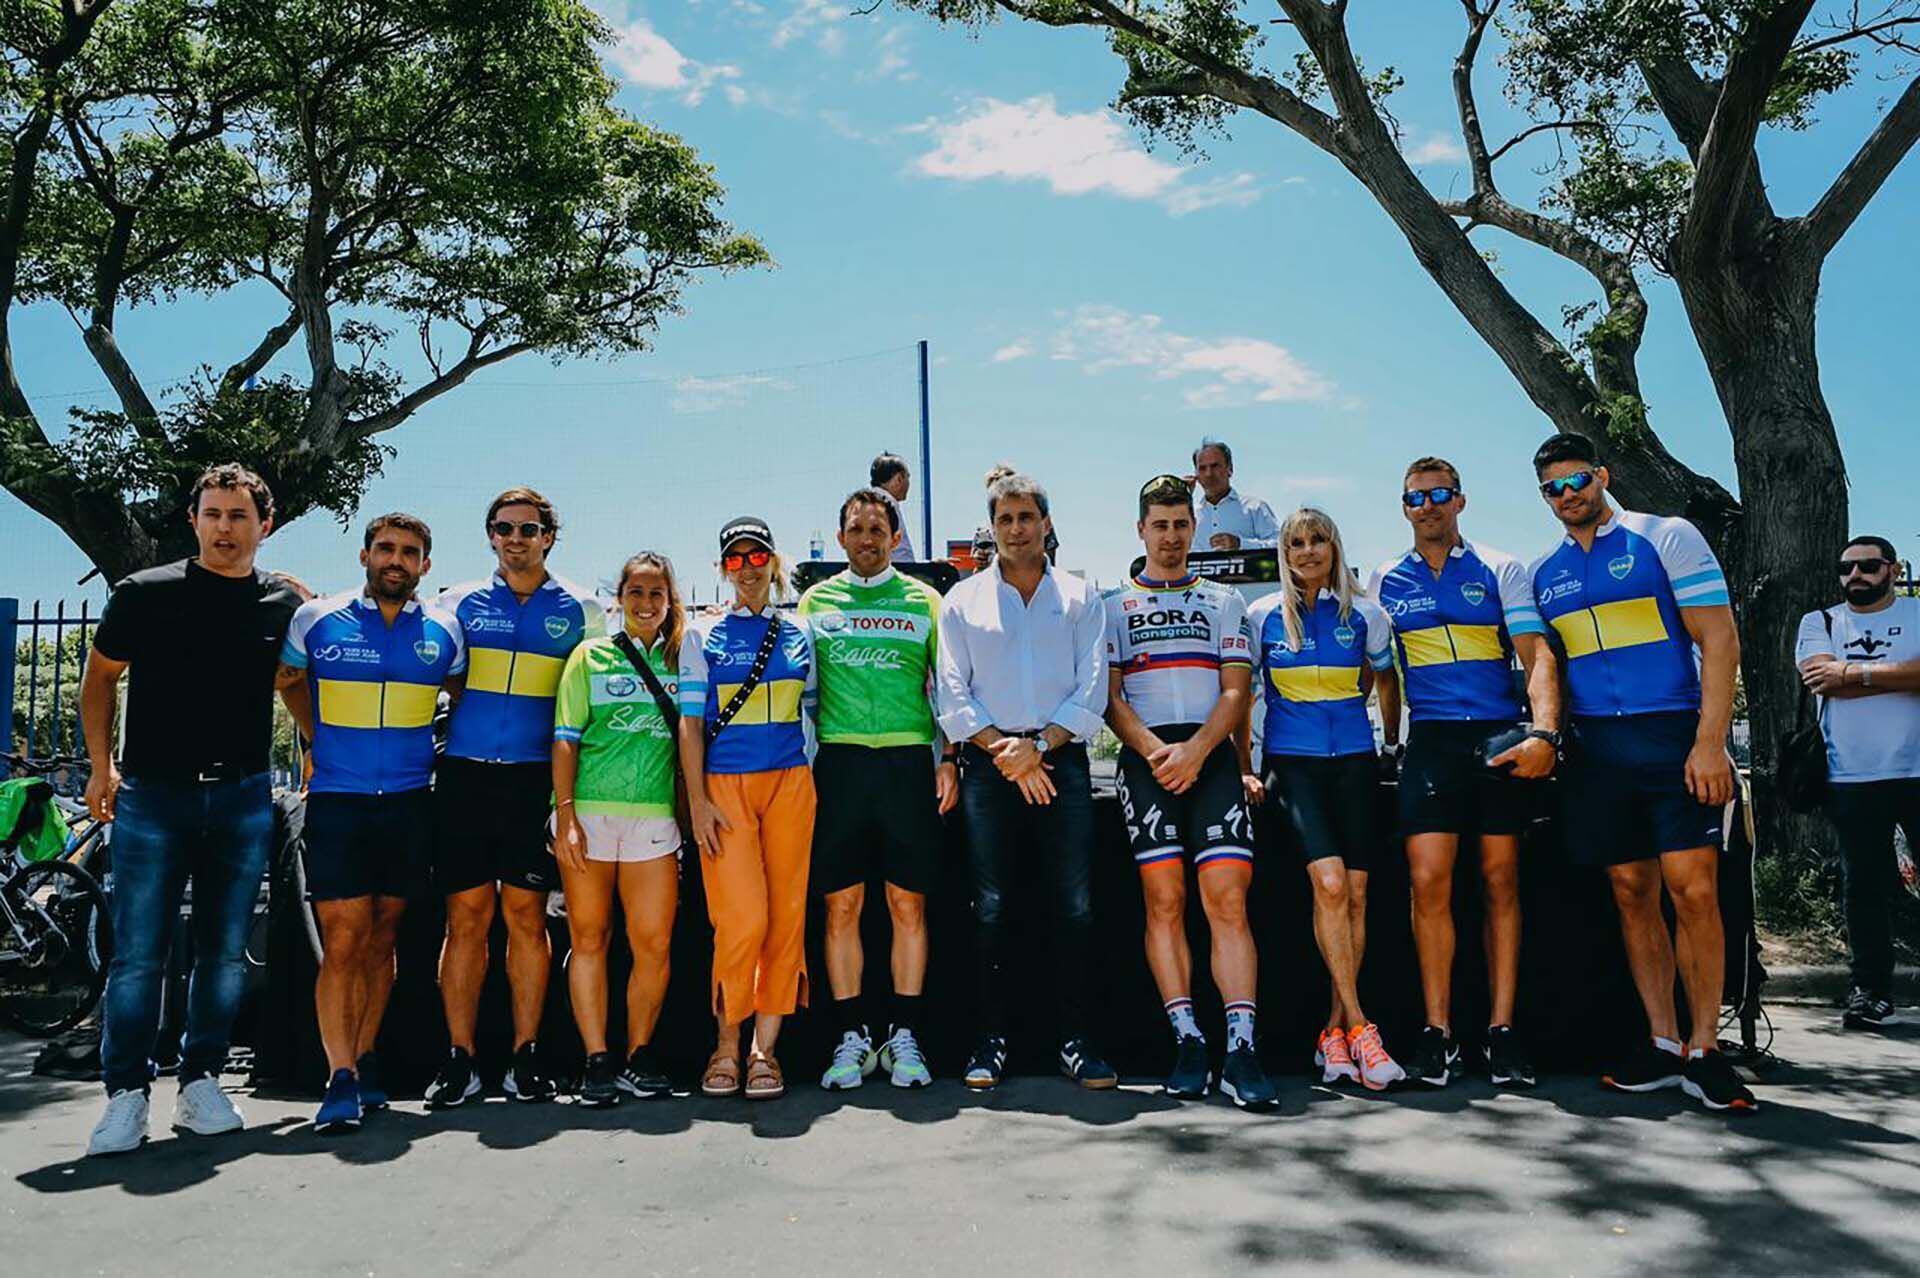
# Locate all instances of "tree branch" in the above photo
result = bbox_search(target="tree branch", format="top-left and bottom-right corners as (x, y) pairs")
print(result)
(1452, 0), (1497, 194)
(346, 340), (534, 439)
(1804, 72), (1920, 256)
(220, 308), (304, 393)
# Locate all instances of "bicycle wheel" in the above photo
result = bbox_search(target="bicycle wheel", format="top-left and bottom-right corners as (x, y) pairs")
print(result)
(0, 858), (113, 1036)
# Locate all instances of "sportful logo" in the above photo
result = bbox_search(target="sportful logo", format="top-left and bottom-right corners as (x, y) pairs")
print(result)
(544, 615), (572, 640)
(1459, 582), (1487, 607)
(1608, 554), (1635, 580)
(414, 639), (441, 664)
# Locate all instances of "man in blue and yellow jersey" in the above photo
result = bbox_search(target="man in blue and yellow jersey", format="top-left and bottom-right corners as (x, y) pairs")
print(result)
(1370, 456), (1560, 1091)
(278, 513), (465, 1132)
(428, 488), (604, 1108)
(1530, 433), (1754, 1113)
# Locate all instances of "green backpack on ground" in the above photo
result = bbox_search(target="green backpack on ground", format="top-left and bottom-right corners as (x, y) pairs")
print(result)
(0, 776), (72, 864)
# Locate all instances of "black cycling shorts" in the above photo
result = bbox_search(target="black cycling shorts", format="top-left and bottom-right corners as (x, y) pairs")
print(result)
(1560, 712), (1724, 866)
(1398, 719), (1539, 839)
(811, 743), (945, 896)
(304, 788), (434, 902)
(1117, 725), (1253, 873)
(433, 756), (558, 894)
(1261, 753), (1380, 871)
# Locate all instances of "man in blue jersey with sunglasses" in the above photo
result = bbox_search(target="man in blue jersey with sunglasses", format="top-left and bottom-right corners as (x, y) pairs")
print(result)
(1529, 433), (1754, 1112)
(1371, 457), (1560, 1090)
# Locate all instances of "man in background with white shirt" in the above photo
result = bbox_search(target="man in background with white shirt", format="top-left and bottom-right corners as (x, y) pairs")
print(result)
(870, 453), (917, 562)
(936, 472), (1114, 1091)
(1797, 534), (1920, 1030)
(1190, 437), (1279, 551)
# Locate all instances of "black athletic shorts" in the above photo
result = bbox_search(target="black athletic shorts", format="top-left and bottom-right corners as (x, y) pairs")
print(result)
(1117, 725), (1253, 873)
(433, 756), (558, 894)
(811, 742), (945, 896)
(1560, 712), (1724, 867)
(304, 788), (434, 902)
(1398, 719), (1538, 839)
(1261, 752), (1379, 871)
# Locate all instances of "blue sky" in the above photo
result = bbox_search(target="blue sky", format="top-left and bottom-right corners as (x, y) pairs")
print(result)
(4, 1), (1915, 610)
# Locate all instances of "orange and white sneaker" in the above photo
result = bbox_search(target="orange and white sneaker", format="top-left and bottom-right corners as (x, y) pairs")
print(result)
(1349, 1022), (1406, 1091)
(1314, 1027), (1359, 1084)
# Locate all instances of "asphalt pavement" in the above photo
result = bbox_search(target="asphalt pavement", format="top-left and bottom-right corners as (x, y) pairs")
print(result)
(4, 1002), (1918, 1276)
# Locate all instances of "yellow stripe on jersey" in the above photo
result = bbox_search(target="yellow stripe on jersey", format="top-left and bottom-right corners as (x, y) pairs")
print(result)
(464, 647), (513, 695)
(1448, 624), (1506, 662)
(317, 679), (382, 729)
(1592, 597), (1668, 650)
(507, 652), (565, 698)
(1399, 628), (1456, 668)
(1401, 624), (1506, 667)
(711, 677), (806, 725)
(1269, 665), (1363, 703)
(1551, 610), (1602, 659)
(382, 682), (439, 729)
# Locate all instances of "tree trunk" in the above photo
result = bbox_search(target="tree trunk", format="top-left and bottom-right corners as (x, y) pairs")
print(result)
(1672, 232), (1846, 871)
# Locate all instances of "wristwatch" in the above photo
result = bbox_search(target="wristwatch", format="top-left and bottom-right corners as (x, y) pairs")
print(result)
(1034, 736), (1052, 757)
(1526, 728), (1564, 752)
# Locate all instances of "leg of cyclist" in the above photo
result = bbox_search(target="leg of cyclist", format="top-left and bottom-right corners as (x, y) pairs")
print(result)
(1308, 857), (1361, 1032)
(498, 883), (552, 1053)
(440, 883), (496, 1056)
(1661, 846), (1724, 1056)
(560, 858), (617, 1057)
(884, 882), (928, 1014)
(1480, 835), (1522, 1030)
(1346, 867), (1371, 1014)
(314, 896), (372, 1134)
(355, 895), (405, 1061)
(1407, 833), (1458, 1032)
(618, 856), (677, 1056)
(1140, 863), (1193, 1031)
(1609, 859), (1681, 1043)
(1199, 861), (1255, 1014)
(821, 884), (868, 1040)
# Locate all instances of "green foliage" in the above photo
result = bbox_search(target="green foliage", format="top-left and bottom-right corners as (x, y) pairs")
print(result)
(11, 628), (87, 759)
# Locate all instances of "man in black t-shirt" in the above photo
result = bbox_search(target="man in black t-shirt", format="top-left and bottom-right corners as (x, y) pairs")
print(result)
(80, 464), (302, 1157)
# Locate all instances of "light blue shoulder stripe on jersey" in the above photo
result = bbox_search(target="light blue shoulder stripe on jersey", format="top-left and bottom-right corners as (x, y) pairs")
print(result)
(553, 725), (584, 743)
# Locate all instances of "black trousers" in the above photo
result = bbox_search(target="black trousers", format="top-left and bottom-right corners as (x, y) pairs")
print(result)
(1825, 778), (1920, 997)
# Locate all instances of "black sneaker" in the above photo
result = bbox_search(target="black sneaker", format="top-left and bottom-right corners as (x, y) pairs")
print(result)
(616, 1044), (673, 1099)
(1843, 985), (1898, 1030)
(1681, 1050), (1758, 1113)
(1485, 1025), (1536, 1088)
(1600, 1041), (1684, 1093)
(1059, 1038), (1118, 1090)
(1408, 1026), (1459, 1088)
(578, 1052), (620, 1107)
(964, 1036), (1008, 1090)
(1219, 1045), (1278, 1110)
(425, 1047), (482, 1109)
(1164, 1036), (1210, 1099)
(504, 1042), (557, 1103)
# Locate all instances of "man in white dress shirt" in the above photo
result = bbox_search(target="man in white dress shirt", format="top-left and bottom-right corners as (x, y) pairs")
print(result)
(1191, 437), (1280, 551)
(870, 453), (917, 562)
(936, 472), (1115, 1091)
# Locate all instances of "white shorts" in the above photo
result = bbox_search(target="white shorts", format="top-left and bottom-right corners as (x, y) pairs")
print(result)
(557, 813), (683, 864)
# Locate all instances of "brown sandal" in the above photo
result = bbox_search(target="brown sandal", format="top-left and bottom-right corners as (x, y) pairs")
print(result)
(701, 1050), (742, 1097)
(744, 1053), (785, 1100)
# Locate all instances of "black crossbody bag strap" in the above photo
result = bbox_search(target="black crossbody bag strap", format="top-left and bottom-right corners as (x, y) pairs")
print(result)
(610, 631), (680, 734)
(706, 614), (785, 745)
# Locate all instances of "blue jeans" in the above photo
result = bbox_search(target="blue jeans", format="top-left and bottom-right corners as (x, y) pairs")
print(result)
(100, 773), (275, 1095)
(959, 743), (1096, 1040)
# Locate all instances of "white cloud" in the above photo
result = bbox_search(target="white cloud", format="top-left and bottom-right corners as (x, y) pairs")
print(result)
(773, 0), (846, 53)
(913, 96), (1260, 216)
(990, 342), (1032, 363)
(672, 373), (795, 413)
(1049, 305), (1331, 407)
(593, 6), (743, 105)
(1404, 129), (1467, 165)
(869, 26), (914, 81)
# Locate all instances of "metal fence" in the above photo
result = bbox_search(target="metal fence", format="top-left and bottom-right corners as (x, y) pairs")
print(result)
(0, 596), (96, 763)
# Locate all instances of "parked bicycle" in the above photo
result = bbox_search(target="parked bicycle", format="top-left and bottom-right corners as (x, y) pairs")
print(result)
(0, 753), (112, 1035)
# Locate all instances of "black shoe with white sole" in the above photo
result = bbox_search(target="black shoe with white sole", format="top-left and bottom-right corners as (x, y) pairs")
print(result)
(1485, 1025), (1536, 1088)
(1600, 1042), (1684, 1094)
(1164, 1036), (1210, 1099)
(1060, 1039), (1118, 1090)
(1408, 1026), (1459, 1088)
(425, 1047), (483, 1109)
(1219, 1045), (1278, 1110)
(1843, 985), (1898, 1030)
(504, 1042), (556, 1103)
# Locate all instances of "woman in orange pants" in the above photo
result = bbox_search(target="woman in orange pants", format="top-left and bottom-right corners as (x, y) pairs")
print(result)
(678, 515), (817, 1100)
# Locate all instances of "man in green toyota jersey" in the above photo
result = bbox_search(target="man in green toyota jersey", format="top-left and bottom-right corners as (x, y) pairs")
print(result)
(799, 487), (958, 1090)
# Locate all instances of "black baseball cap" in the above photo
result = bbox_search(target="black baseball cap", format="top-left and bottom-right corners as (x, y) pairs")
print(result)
(718, 515), (774, 553)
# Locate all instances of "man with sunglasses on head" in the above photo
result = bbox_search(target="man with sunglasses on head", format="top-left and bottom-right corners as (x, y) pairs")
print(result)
(1104, 475), (1277, 1107)
(1529, 433), (1754, 1112)
(1369, 457), (1559, 1089)
(1796, 535), (1920, 1030)
(428, 488), (604, 1108)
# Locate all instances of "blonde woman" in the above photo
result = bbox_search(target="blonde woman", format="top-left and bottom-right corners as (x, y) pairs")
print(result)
(1246, 508), (1406, 1090)
(552, 553), (686, 1106)
(678, 517), (816, 1100)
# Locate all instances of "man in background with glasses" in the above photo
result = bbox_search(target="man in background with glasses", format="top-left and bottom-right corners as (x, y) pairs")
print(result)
(428, 488), (605, 1108)
(1189, 437), (1279, 552)
(1529, 433), (1754, 1113)
(1796, 535), (1920, 1030)
(1369, 457), (1560, 1090)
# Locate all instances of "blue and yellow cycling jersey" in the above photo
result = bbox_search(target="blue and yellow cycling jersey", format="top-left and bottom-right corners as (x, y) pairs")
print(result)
(281, 592), (466, 794)
(1247, 590), (1393, 757)
(678, 605), (815, 774)
(439, 573), (604, 764)
(1368, 540), (1546, 723)
(1530, 508), (1730, 718)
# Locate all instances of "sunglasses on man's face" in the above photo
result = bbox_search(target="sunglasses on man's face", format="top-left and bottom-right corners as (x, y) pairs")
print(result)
(1538, 470), (1598, 500)
(1402, 486), (1458, 509)
(722, 548), (772, 572)
(489, 520), (546, 539)
(1840, 557), (1889, 577)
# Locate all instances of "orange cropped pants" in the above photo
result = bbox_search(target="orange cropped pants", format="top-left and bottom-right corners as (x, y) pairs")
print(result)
(700, 766), (815, 1023)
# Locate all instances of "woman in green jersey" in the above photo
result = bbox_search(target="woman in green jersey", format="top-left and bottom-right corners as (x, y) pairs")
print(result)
(552, 552), (685, 1106)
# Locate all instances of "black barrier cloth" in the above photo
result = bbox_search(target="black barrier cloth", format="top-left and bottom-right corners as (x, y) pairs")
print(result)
(251, 781), (1758, 1096)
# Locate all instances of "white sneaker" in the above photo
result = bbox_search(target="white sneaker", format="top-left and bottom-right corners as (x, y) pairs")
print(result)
(87, 1089), (151, 1157)
(173, 1077), (245, 1135)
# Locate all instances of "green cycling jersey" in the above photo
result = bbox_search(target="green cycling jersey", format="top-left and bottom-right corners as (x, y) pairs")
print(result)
(796, 567), (941, 749)
(552, 631), (678, 819)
